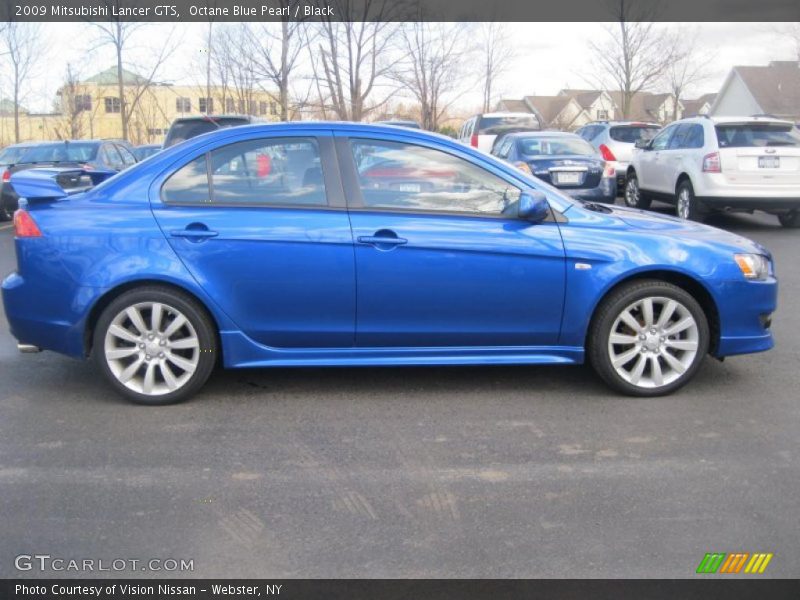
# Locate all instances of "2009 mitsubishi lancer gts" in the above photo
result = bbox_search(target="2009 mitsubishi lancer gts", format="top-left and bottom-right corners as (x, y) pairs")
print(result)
(2, 123), (777, 404)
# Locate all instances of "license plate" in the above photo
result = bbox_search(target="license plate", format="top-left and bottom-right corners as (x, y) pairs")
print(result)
(759, 156), (780, 168)
(554, 172), (582, 185)
(393, 183), (421, 192)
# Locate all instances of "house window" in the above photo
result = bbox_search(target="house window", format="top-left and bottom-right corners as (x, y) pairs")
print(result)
(259, 101), (267, 116)
(76, 95), (92, 112)
(104, 97), (121, 113)
(198, 97), (213, 113)
(225, 98), (235, 113)
(147, 128), (165, 136)
(270, 102), (278, 116)
(596, 109), (609, 120)
(176, 97), (191, 112)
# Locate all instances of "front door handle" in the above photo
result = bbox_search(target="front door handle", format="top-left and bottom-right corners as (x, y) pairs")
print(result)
(170, 227), (219, 240)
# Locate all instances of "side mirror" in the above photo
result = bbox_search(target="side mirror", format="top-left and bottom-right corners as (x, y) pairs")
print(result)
(518, 190), (550, 222)
(635, 139), (651, 150)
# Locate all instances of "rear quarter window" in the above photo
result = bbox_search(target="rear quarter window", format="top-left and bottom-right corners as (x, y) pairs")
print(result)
(609, 126), (660, 143)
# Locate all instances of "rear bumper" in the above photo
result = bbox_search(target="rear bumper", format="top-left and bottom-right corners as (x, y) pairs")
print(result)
(559, 178), (617, 204)
(699, 196), (800, 211)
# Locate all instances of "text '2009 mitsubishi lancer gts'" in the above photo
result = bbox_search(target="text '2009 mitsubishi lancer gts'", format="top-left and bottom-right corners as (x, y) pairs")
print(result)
(2, 123), (777, 404)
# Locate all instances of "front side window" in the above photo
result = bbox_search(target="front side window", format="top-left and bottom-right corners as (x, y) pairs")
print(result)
(162, 138), (326, 207)
(350, 140), (521, 216)
(650, 126), (675, 151)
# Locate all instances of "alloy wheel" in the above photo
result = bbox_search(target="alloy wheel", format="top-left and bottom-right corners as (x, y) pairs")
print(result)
(103, 301), (200, 396)
(677, 188), (691, 219)
(625, 178), (640, 207)
(607, 296), (699, 389)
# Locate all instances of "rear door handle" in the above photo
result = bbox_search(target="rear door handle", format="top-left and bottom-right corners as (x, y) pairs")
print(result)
(357, 236), (407, 246)
(170, 229), (219, 239)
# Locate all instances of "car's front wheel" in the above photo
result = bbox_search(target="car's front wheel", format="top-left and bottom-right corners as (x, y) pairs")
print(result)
(589, 280), (709, 396)
(93, 286), (217, 405)
(624, 173), (651, 210)
(778, 210), (800, 228)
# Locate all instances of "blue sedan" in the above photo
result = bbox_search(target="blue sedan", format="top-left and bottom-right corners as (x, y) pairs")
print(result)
(492, 131), (617, 203)
(2, 123), (777, 404)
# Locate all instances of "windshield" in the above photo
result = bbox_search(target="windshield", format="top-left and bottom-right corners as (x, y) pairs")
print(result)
(518, 137), (596, 156)
(164, 118), (250, 147)
(18, 143), (98, 163)
(609, 125), (660, 143)
(715, 123), (800, 148)
(477, 115), (540, 135)
(0, 145), (33, 165)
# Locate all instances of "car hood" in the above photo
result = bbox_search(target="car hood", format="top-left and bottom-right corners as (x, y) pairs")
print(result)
(609, 204), (770, 256)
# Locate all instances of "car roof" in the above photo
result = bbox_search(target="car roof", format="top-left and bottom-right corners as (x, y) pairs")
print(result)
(171, 114), (253, 122)
(477, 112), (539, 118)
(503, 131), (581, 139)
(706, 115), (795, 126)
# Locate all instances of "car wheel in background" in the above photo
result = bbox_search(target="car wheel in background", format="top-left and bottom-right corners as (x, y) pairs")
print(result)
(675, 180), (705, 222)
(93, 286), (217, 405)
(624, 173), (651, 210)
(588, 280), (709, 397)
(777, 210), (800, 228)
(0, 198), (11, 221)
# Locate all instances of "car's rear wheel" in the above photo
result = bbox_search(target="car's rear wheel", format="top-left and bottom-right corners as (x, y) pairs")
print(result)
(0, 197), (12, 222)
(676, 180), (705, 222)
(778, 210), (800, 228)
(589, 280), (709, 396)
(93, 286), (217, 405)
(624, 173), (651, 210)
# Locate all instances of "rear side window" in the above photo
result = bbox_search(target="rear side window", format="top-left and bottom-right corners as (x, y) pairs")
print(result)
(477, 115), (540, 136)
(162, 137), (326, 207)
(164, 117), (250, 147)
(578, 125), (603, 141)
(715, 123), (800, 148)
(609, 125), (659, 143)
(349, 139), (521, 216)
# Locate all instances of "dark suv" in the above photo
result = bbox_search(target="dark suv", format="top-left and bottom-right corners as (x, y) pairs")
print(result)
(163, 115), (260, 148)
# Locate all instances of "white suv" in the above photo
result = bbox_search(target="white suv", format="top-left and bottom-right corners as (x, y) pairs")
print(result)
(624, 116), (800, 227)
(458, 112), (541, 153)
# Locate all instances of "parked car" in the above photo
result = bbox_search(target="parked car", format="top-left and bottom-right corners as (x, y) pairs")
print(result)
(624, 116), (800, 227)
(3, 123), (776, 404)
(0, 142), (41, 167)
(163, 115), (259, 148)
(458, 112), (541, 153)
(492, 131), (616, 203)
(133, 144), (162, 161)
(0, 139), (136, 220)
(576, 121), (661, 188)
(376, 120), (422, 129)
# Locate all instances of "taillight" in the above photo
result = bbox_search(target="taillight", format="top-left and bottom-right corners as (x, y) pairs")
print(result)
(470, 134), (478, 148)
(2, 169), (9, 182)
(14, 209), (42, 238)
(599, 144), (616, 162)
(603, 162), (616, 178)
(702, 152), (721, 173)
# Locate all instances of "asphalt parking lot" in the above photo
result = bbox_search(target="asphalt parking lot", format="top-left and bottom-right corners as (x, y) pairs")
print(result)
(0, 207), (798, 579)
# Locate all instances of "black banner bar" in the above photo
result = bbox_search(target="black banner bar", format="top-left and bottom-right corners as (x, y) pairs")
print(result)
(3, 579), (800, 600)
(2, 0), (800, 22)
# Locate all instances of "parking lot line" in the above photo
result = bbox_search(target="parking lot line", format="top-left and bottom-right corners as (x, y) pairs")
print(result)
(0, 224), (13, 230)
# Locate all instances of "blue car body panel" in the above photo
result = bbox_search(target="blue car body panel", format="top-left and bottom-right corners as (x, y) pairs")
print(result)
(2, 122), (776, 371)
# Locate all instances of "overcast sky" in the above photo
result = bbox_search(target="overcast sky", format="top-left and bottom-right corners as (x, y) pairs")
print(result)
(19, 22), (798, 116)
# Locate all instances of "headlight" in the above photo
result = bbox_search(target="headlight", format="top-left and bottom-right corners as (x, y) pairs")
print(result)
(734, 254), (770, 280)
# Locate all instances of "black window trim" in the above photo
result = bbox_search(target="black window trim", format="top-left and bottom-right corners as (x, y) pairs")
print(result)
(159, 134), (345, 210)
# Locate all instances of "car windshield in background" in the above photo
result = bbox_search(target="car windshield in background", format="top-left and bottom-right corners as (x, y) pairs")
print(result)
(0, 145), (33, 165)
(609, 125), (660, 143)
(18, 143), (97, 163)
(519, 137), (596, 156)
(165, 118), (251, 147)
(478, 116), (540, 135)
(715, 123), (800, 147)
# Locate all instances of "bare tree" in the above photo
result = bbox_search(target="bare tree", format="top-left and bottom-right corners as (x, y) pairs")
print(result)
(240, 8), (306, 121)
(390, 23), (467, 130)
(88, 2), (180, 140)
(478, 23), (514, 113)
(1, 22), (46, 142)
(53, 64), (87, 140)
(588, 0), (678, 119)
(311, 0), (402, 121)
(666, 29), (714, 121)
(773, 23), (800, 62)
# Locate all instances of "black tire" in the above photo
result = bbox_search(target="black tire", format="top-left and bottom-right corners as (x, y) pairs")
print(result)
(778, 210), (800, 228)
(675, 180), (706, 222)
(588, 280), (710, 397)
(92, 286), (217, 405)
(0, 197), (12, 222)
(624, 172), (652, 210)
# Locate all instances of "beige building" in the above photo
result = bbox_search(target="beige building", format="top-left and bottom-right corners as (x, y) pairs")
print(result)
(0, 67), (280, 147)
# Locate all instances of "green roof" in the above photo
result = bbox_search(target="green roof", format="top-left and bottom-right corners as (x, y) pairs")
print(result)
(0, 98), (26, 114)
(83, 67), (148, 86)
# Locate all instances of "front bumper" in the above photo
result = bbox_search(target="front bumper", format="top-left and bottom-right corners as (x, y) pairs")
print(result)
(713, 277), (777, 357)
